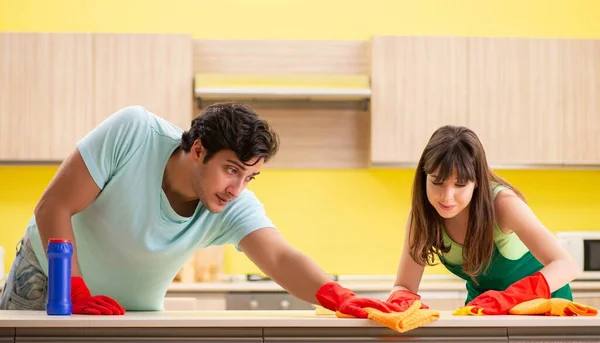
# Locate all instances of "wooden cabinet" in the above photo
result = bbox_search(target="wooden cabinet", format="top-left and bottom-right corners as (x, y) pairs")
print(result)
(16, 328), (262, 343)
(561, 40), (600, 165)
(0, 33), (193, 161)
(467, 38), (564, 165)
(0, 33), (94, 161)
(93, 34), (193, 131)
(370, 35), (600, 167)
(370, 36), (469, 165)
(2, 34), (598, 167)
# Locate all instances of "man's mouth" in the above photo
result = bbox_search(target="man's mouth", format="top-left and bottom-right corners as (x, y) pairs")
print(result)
(216, 194), (229, 204)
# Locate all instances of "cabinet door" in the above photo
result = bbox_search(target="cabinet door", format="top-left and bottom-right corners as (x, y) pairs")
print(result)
(93, 33), (193, 131)
(17, 328), (262, 343)
(370, 36), (469, 165)
(467, 38), (565, 166)
(0, 33), (94, 161)
(562, 40), (600, 165)
(265, 327), (508, 342)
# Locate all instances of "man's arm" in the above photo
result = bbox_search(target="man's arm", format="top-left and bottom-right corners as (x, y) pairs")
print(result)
(34, 149), (101, 277)
(237, 227), (332, 304)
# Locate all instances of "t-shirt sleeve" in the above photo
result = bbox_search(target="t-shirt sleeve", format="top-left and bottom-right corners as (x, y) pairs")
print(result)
(76, 106), (151, 189)
(210, 190), (276, 251)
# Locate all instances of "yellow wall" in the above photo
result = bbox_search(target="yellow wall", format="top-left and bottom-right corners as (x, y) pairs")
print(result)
(2, 0), (600, 40)
(2, 166), (599, 276)
(1, 0), (600, 276)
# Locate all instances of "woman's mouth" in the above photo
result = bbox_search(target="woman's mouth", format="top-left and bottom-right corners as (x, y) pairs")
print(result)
(439, 202), (455, 211)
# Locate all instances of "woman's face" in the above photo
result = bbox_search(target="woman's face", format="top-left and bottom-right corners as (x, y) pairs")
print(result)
(425, 168), (476, 219)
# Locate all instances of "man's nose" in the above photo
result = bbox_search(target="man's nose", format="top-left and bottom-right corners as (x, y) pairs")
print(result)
(227, 180), (244, 198)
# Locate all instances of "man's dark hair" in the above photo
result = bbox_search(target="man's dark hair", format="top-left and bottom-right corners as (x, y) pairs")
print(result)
(180, 102), (279, 165)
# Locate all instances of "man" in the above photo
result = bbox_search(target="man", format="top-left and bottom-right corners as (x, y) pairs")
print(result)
(0, 103), (402, 317)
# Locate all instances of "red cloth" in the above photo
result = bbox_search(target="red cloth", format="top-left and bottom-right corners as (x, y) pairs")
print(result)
(71, 277), (126, 315)
(315, 282), (403, 318)
(466, 272), (551, 315)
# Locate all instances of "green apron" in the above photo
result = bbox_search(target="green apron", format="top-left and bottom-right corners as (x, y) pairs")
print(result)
(440, 244), (573, 305)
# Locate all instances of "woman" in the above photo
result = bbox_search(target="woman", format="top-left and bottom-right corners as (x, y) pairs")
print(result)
(385, 125), (579, 315)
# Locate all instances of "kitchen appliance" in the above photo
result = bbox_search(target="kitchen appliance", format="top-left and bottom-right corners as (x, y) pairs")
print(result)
(556, 231), (600, 280)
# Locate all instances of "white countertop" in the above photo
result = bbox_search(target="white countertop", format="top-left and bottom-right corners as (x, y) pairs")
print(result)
(0, 310), (597, 328)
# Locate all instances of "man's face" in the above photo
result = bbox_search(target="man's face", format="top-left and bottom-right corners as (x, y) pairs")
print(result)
(190, 144), (263, 213)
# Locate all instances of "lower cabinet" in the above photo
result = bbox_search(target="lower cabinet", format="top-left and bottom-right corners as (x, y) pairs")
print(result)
(507, 327), (600, 343)
(0, 329), (13, 343)
(15, 328), (262, 343)
(263, 327), (508, 343)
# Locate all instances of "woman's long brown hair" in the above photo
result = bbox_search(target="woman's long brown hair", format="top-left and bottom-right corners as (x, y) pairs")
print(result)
(408, 125), (524, 282)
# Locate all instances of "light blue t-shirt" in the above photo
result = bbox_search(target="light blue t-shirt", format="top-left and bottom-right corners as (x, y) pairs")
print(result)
(25, 106), (275, 311)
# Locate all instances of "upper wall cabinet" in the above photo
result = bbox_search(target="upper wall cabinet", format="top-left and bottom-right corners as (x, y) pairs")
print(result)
(0, 33), (95, 161)
(469, 37), (599, 166)
(370, 35), (600, 167)
(0, 33), (193, 161)
(93, 34), (193, 131)
(370, 36), (469, 165)
(560, 40), (600, 165)
(467, 38), (565, 165)
(192, 39), (372, 169)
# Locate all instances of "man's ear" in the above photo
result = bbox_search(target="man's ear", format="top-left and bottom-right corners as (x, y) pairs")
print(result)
(192, 139), (205, 160)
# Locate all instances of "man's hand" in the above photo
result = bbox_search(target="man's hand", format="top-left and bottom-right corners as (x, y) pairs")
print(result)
(316, 282), (403, 318)
(71, 277), (125, 315)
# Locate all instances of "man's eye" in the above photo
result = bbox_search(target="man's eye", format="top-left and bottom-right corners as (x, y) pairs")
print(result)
(227, 167), (237, 174)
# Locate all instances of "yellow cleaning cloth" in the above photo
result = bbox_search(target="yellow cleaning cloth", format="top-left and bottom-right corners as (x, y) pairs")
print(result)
(509, 298), (598, 316)
(453, 306), (484, 316)
(332, 300), (440, 333)
(453, 298), (598, 316)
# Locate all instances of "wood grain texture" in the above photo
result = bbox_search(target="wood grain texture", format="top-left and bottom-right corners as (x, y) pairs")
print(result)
(193, 39), (369, 75)
(93, 33), (194, 131)
(197, 100), (369, 169)
(0, 33), (94, 160)
(0, 33), (194, 161)
(370, 36), (469, 165)
(561, 39), (600, 165)
(467, 37), (565, 165)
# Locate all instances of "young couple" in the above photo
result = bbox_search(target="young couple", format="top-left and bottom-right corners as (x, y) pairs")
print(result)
(0, 102), (578, 317)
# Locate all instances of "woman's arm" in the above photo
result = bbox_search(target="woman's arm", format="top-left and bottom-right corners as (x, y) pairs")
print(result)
(391, 212), (426, 295)
(495, 189), (580, 292)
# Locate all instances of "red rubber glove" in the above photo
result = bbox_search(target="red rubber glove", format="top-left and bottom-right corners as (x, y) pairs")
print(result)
(466, 272), (551, 315)
(387, 289), (430, 311)
(71, 277), (126, 315)
(315, 282), (403, 318)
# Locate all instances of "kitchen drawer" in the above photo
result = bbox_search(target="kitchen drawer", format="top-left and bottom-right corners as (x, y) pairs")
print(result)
(226, 292), (314, 310)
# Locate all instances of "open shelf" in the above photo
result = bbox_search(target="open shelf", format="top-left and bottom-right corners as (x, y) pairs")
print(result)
(194, 73), (371, 102)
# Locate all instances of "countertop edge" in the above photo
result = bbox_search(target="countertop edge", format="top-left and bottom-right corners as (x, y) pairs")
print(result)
(0, 311), (598, 328)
